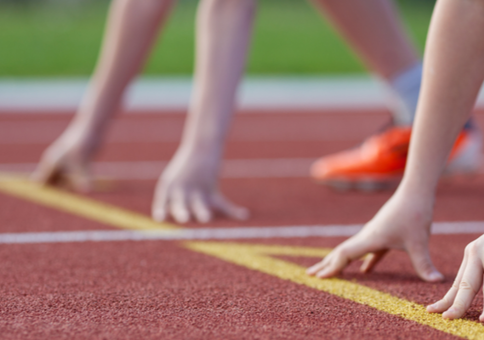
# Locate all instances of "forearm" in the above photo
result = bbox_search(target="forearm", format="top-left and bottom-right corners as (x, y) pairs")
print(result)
(179, 0), (256, 157)
(309, 0), (418, 79)
(70, 0), (174, 142)
(399, 0), (484, 199)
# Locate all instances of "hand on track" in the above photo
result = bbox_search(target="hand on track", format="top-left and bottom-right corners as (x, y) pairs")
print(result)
(307, 192), (444, 282)
(32, 133), (94, 193)
(152, 149), (249, 224)
(427, 235), (484, 320)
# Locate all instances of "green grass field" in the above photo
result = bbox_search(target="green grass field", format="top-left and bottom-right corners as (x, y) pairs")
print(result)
(0, 0), (435, 76)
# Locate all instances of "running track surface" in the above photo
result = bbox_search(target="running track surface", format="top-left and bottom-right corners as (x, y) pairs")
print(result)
(2, 109), (484, 339)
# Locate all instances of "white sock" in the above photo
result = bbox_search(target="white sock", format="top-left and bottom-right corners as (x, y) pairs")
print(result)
(389, 62), (423, 126)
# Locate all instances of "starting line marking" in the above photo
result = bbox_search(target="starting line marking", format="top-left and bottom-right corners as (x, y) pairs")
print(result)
(0, 222), (483, 245)
(1, 173), (484, 338)
(186, 242), (484, 340)
(0, 175), (178, 231)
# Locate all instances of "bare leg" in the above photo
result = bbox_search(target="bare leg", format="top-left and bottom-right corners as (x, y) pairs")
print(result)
(34, 0), (174, 190)
(152, 0), (256, 223)
(310, 0), (425, 125)
(310, 0), (418, 79)
(309, 0), (481, 187)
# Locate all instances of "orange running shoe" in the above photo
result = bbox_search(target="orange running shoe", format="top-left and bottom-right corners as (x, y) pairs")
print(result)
(311, 126), (482, 191)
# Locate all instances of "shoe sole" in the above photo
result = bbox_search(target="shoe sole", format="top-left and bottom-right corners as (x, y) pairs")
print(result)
(318, 176), (401, 192)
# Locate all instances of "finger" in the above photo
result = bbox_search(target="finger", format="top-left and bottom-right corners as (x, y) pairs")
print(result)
(407, 242), (444, 282)
(480, 290), (484, 322)
(169, 188), (190, 223)
(307, 253), (335, 276)
(212, 193), (250, 221)
(315, 249), (352, 278)
(152, 185), (169, 222)
(312, 235), (382, 278)
(427, 253), (468, 313)
(360, 250), (388, 273)
(442, 253), (483, 319)
(190, 191), (212, 224)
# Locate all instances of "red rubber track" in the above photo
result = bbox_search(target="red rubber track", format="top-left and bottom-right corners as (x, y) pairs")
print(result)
(1, 109), (484, 339)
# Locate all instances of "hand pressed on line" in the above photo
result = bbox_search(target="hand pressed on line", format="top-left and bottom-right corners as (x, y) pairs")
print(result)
(427, 235), (484, 320)
(32, 132), (95, 193)
(152, 149), (249, 224)
(306, 192), (444, 282)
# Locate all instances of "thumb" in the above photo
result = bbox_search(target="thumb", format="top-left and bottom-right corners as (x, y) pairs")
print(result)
(407, 242), (444, 282)
(32, 158), (60, 185)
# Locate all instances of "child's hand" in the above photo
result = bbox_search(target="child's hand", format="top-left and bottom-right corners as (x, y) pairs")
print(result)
(427, 235), (484, 320)
(306, 191), (444, 282)
(152, 148), (249, 224)
(32, 132), (95, 193)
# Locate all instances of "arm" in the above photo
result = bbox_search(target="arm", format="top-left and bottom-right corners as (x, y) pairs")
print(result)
(33, 0), (174, 191)
(152, 0), (255, 223)
(308, 0), (484, 284)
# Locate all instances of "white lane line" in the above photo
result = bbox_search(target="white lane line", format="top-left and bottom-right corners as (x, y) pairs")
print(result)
(4, 77), (484, 113)
(0, 76), (395, 112)
(0, 221), (483, 245)
(0, 159), (316, 179)
(3, 159), (484, 179)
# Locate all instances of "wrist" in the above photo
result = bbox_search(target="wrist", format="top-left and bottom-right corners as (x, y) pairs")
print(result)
(398, 173), (438, 198)
(163, 142), (223, 183)
(180, 135), (224, 158)
(174, 140), (222, 168)
(60, 122), (101, 156)
(394, 180), (436, 211)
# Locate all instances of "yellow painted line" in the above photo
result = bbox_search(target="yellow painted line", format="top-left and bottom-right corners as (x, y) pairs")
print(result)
(0, 174), (178, 231)
(186, 242), (484, 340)
(2, 171), (482, 338)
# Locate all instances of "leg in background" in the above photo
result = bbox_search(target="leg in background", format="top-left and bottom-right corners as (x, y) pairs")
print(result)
(309, 0), (481, 190)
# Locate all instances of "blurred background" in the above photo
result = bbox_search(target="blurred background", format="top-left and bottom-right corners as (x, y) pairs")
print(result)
(0, 0), (434, 77)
